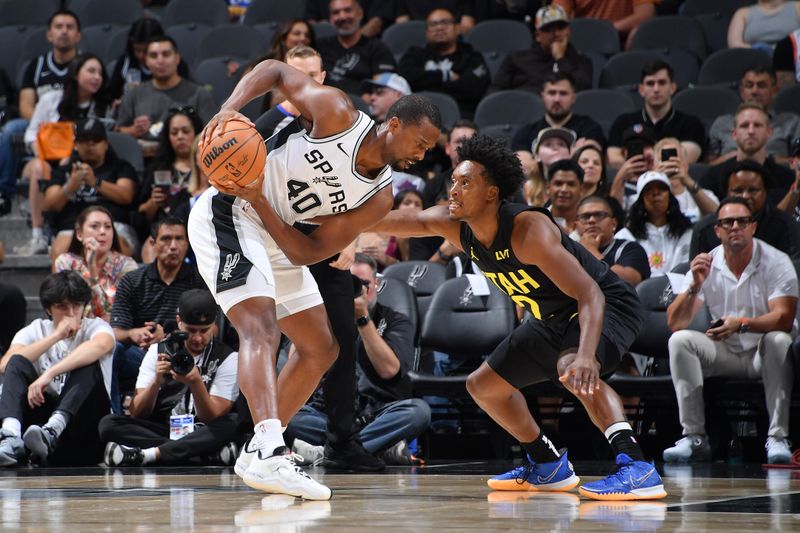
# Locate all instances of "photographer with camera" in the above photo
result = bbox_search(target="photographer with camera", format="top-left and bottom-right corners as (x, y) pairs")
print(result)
(99, 289), (240, 466)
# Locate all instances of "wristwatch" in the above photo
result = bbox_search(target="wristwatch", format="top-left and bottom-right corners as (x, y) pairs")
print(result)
(356, 315), (370, 327)
(738, 318), (750, 334)
(689, 181), (701, 194)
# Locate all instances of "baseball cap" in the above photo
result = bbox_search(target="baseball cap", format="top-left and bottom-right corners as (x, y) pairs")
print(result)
(636, 171), (671, 196)
(535, 5), (569, 31)
(360, 73), (411, 96)
(177, 289), (218, 326)
(532, 127), (576, 153)
(622, 123), (656, 147)
(74, 118), (107, 141)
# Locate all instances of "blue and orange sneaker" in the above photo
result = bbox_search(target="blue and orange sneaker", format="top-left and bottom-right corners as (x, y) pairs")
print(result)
(487, 449), (580, 491)
(578, 453), (667, 501)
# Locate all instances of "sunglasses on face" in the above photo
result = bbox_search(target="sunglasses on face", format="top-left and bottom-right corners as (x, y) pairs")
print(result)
(715, 216), (754, 230)
(577, 211), (611, 223)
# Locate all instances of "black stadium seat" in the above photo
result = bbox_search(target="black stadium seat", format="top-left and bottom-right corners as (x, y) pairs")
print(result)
(417, 91), (461, 131)
(673, 86), (741, 131)
(573, 89), (637, 136)
(0, 0), (60, 27)
(376, 277), (420, 343)
(474, 90), (544, 130)
(464, 19), (532, 55)
(381, 21), (426, 62)
(74, 0), (144, 27)
(569, 17), (620, 58)
(163, 0), (230, 28)
(241, 0), (307, 25)
(629, 16), (708, 62)
(197, 25), (264, 64)
(383, 261), (447, 328)
(697, 48), (772, 88)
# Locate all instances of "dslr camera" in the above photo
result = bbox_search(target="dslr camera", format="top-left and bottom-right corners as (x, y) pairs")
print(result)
(160, 330), (195, 376)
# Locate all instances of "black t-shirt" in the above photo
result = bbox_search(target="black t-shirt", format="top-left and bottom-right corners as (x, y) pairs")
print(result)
(316, 35), (396, 94)
(697, 156), (794, 208)
(773, 35), (796, 74)
(43, 151), (138, 231)
(608, 108), (706, 151)
(601, 238), (651, 283)
(21, 52), (72, 100)
(512, 114), (606, 152)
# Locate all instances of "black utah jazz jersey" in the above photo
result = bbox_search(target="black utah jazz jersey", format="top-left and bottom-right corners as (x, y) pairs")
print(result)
(459, 203), (640, 334)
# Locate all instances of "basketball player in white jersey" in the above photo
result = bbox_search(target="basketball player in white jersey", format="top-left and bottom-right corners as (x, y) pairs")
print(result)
(188, 59), (441, 499)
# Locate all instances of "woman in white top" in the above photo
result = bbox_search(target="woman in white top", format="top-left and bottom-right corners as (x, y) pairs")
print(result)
(728, 0), (800, 51)
(616, 171), (693, 277)
(16, 53), (113, 256)
(653, 137), (719, 224)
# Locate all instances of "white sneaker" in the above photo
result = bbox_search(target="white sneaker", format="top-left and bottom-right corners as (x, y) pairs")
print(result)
(766, 437), (792, 464)
(234, 437), (258, 478)
(662, 434), (711, 463)
(14, 236), (47, 256)
(242, 446), (331, 501)
(292, 438), (325, 466)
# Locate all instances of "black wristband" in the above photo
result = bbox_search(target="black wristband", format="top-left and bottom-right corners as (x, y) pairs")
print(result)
(689, 181), (701, 194)
(356, 315), (370, 327)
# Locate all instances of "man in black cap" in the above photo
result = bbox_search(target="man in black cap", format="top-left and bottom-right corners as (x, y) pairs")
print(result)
(99, 289), (241, 466)
(41, 118), (139, 259)
(609, 124), (656, 210)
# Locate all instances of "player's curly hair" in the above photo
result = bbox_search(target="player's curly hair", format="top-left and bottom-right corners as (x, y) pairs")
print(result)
(456, 134), (525, 200)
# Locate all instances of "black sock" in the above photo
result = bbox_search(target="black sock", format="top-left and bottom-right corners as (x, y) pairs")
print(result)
(521, 433), (561, 464)
(605, 422), (645, 461)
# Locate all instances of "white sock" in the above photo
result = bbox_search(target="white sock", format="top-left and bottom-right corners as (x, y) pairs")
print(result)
(31, 227), (43, 239)
(142, 447), (158, 465)
(253, 419), (286, 454)
(1, 418), (21, 438)
(45, 411), (69, 437)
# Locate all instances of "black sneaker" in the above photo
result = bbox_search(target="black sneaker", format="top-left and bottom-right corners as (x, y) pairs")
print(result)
(0, 193), (10, 217)
(104, 442), (145, 466)
(323, 438), (386, 472)
(23, 425), (58, 466)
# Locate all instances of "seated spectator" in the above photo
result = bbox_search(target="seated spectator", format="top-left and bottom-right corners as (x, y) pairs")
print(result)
(0, 9), (81, 216)
(395, 0), (476, 33)
(99, 289), (239, 466)
(136, 106), (204, 250)
(546, 158), (583, 233)
(665, 197), (797, 464)
(109, 217), (205, 413)
(0, 240), (26, 353)
(53, 206), (138, 321)
(777, 138), (800, 217)
(654, 137), (719, 223)
(17, 53), (113, 257)
(573, 143), (626, 228)
(728, 0), (800, 52)
(708, 66), (800, 165)
(42, 119), (139, 260)
(362, 73), (412, 122)
(574, 195), (650, 286)
(397, 8), (490, 117)
(115, 35), (215, 157)
(285, 254), (430, 465)
(0, 271), (115, 467)
(166, 139), (210, 230)
(512, 72), (605, 168)
(772, 30), (800, 88)
(691, 159), (800, 260)
(609, 124), (656, 210)
(108, 18), (191, 103)
(616, 171), (693, 277)
(306, 0), (395, 38)
(523, 127), (575, 206)
(490, 5), (592, 95)
(608, 60), (705, 167)
(316, 0), (396, 95)
(700, 103), (795, 207)
(553, 0), (657, 49)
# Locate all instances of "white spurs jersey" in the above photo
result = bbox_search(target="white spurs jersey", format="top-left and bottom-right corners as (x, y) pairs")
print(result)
(261, 111), (392, 225)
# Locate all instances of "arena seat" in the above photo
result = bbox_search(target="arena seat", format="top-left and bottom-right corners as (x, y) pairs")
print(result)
(197, 25), (263, 64)
(673, 86), (741, 131)
(0, 0), (60, 27)
(569, 17), (620, 58)
(74, 0), (144, 27)
(383, 261), (447, 328)
(241, 0), (307, 25)
(376, 276), (420, 344)
(162, 0), (230, 28)
(80, 25), (126, 64)
(573, 89), (637, 137)
(107, 132), (144, 179)
(166, 23), (213, 71)
(417, 91), (461, 132)
(474, 90), (544, 130)
(629, 16), (707, 62)
(773, 85), (800, 116)
(464, 19), (532, 55)
(697, 48), (772, 88)
(381, 21), (426, 62)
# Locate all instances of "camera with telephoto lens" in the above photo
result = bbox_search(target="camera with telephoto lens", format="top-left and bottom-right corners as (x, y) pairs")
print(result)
(161, 331), (195, 376)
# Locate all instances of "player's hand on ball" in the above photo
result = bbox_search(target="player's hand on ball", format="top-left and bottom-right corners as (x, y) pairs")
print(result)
(200, 109), (254, 151)
(215, 170), (266, 204)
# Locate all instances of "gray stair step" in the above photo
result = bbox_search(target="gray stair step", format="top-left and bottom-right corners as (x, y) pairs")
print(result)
(0, 254), (51, 296)
(0, 214), (34, 252)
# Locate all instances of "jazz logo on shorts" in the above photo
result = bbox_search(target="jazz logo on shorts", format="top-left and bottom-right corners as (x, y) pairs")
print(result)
(221, 253), (241, 282)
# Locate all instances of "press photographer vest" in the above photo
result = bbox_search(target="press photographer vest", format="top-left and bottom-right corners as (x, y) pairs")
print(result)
(150, 339), (235, 424)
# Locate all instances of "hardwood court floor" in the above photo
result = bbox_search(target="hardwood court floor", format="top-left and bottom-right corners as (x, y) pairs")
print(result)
(1, 461), (799, 531)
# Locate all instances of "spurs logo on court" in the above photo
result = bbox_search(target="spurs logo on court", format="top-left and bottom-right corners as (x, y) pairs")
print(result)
(406, 265), (428, 288)
(220, 253), (240, 282)
(459, 286), (474, 306)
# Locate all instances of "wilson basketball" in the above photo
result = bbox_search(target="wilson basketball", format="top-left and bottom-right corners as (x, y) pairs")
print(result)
(200, 119), (266, 189)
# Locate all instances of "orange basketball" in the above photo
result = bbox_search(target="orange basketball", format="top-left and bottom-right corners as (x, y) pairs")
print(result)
(199, 119), (266, 189)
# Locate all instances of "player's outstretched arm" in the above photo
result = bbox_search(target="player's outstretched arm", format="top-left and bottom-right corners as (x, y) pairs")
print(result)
(201, 60), (357, 146)
(368, 205), (462, 244)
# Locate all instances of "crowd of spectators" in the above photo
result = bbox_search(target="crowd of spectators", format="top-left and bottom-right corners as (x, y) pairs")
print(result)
(1, 0), (800, 467)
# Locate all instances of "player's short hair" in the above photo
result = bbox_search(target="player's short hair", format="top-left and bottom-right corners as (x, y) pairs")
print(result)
(40, 271), (91, 312)
(447, 119), (478, 142)
(578, 194), (615, 213)
(150, 215), (187, 239)
(640, 59), (674, 83)
(146, 35), (179, 54)
(354, 252), (378, 274)
(734, 102), (769, 125)
(285, 45), (321, 62)
(48, 9), (81, 31)
(456, 134), (525, 200)
(386, 94), (443, 131)
(717, 195), (752, 216)
(542, 71), (576, 90)
(547, 158), (584, 183)
(741, 64), (777, 84)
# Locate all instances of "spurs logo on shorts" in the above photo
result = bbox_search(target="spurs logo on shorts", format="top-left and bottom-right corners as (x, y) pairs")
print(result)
(221, 253), (241, 282)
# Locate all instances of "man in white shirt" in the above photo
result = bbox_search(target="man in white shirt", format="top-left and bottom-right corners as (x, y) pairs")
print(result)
(0, 271), (115, 467)
(99, 289), (240, 466)
(664, 197), (798, 464)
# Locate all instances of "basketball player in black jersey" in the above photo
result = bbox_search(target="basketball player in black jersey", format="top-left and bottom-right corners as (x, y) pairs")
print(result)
(369, 135), (667, 501)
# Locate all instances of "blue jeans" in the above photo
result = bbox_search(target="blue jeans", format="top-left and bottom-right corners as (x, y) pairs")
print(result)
(287, 399), (431, 454)
(0, 118), (29, 198)
(110, 342), (146, 414)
